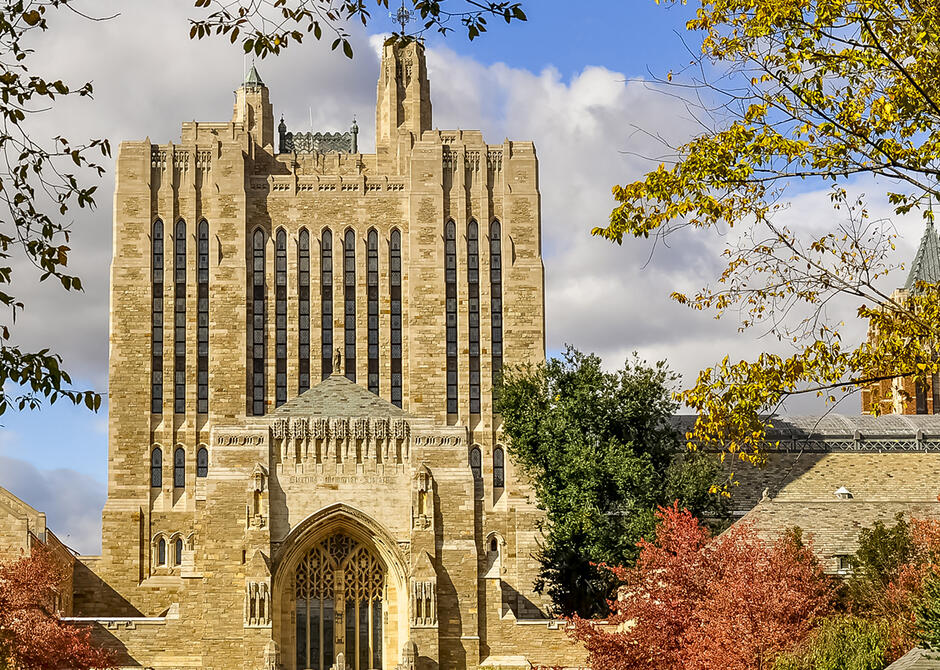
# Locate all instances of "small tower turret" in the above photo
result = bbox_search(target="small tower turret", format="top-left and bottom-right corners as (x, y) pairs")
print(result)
(376, 40), (432, 157)
(233, 65), (275, 149)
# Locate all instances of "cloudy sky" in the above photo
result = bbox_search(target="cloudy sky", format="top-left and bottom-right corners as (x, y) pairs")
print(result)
(0, 1), (926, 554)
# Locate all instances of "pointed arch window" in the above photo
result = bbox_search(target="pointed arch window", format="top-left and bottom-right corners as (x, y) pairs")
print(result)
(150, 447), (163, 488)
(196, 447), (208, 478)
(493, 446), (505, 489)
(390, 229), (402, 408)
(151, 220), (164, 414)
(174, 220), (186, 414)
(252, 229), (266, 415)
(490, 220), (503, 402)
(469, 447), (482, 480)
(275, 229), (288, 407)
(445, 220), (458, 414)
(197, 220), (209, 413)
(344, 229), (356, 382)
(321, 229), (333, 380)
(174, 447), (185, 488)
(175, 538), (184, 566)
(299, 229), (311, 392)
(467, 221), (481, 414)
(367, 229), (379, 395)
(157, 538), (166, 566)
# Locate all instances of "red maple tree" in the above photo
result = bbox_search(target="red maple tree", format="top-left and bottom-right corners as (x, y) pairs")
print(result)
(570, 504), (833, 670)
(0, 545), (114, 670)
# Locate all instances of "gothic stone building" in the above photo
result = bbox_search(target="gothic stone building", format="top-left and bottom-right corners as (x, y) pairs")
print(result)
(37, 43), (583, 670)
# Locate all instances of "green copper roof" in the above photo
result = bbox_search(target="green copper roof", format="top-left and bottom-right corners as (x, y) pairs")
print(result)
(905, 221), (940, 291)
(244, 64), (264, 87)
(269, 374), (409, 418)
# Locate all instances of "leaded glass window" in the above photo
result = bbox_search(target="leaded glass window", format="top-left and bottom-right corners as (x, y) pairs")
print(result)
(252, 229), (266, 415)
(468, 221), (480, 414)
(493, 446), (505, 489)
(196, 447), (208, 478)
(490, 220), (503, 404)
(344, 229), (356, 382)
(275, 229), (288, 407)
(299, 229), (311, 392)
(175, 538), (183, 566)
(174, 447), (185, 488)
(321, 229), (333, 380)
(390, 229), (402, 408)
(158, 538), (166, 566)
(197, 220), (209, 413)
(174, 219), (186, 414)
(151, 447), (162, 488)
(367, 229), (379, 395)
(445, 220), (457, 414)
(151, 220), (164, 414)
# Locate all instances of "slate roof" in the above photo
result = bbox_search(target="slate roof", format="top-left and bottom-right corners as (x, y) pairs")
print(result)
(905, 221), (940, 291)
(244, 65), (264, 87)
(269, 374), (410, 418)
(887, 648), (940, 669)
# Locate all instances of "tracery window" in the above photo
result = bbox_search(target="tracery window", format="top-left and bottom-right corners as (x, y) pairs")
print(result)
(151, 447), (162, 488)
(490, 220), (503, 402)
(175, 538), (183, 566)
(174, 447), (185, 488)
(299, 229), (311, 392)
(344, 229), (356, 382)
(493, 446), (505, 489)
(151, 220), (164, 414)
(467, 221), (481, 414)
(252, 229), (266, 415)
(445, 220), (458, 414)
(470, 446), (482, 498)
(275, 229), (288, 407)
(367, 229), (379, 395)
(196, 447), (208, 478)
(294, 533), (384, 670)
(197, 220), (209, 413)
(321, 229), (333, 379)
(174, 219), (186, 414)
(390, 229), (402, 408)
(157, 538), (166, 566)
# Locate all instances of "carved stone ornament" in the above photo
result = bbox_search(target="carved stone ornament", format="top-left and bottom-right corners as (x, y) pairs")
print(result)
(333, 347), (342, 373)
(311, 418), (328, 439)
(332, 418), (348, 440)
(373, 418), (389, 440)
(290, 418), (308, 440)
(272, 419), (288, 439)
(352, 418), (369, 440)
(393, 419), (410, 440)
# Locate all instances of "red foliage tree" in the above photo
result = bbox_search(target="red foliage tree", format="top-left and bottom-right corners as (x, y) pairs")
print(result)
(570, 504), (833, 670)
(0, 545), (114, 670)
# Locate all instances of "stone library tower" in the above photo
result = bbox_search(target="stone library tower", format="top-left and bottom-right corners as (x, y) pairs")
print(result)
(71, 41), (584, 670)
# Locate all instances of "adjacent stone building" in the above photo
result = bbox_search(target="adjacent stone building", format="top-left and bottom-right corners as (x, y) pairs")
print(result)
(4, 42), (583, 670)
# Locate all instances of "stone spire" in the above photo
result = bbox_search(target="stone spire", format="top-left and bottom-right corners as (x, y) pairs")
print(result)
(905, 220), (940, 291)
(232, 63), (274, 149)
(244, 64), (264, 89)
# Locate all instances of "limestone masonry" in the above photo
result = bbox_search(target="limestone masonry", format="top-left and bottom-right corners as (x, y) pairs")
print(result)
(0, 42), (584, 670)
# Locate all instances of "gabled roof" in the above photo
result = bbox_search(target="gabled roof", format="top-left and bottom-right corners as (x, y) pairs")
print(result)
(905, 221), (940, 291)
(885, 647), (940, 669)
(244, 64), (264, 88)
(269, 374), (410, 418)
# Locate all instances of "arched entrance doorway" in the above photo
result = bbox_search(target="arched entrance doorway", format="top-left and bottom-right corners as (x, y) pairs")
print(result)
(294, 533), (384, 670)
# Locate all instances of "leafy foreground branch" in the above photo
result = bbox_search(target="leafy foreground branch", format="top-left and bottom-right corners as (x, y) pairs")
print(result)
(597, 0), (940, 462)
(0, 0), (108, 416)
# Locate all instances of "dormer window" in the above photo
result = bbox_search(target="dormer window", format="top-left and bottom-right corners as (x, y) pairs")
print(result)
(835, 486), (852, 500)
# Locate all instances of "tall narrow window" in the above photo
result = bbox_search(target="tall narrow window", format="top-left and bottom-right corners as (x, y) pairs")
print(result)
(151, 447), (163, 488)
(469, 447), (482, 480)
(252, 229), (266, 415)
(151, 220), (164, 414)
(468, 221), (481, 414)
(175, 538), (183, 566)
(174, 447), (185, 488)
(344, 229), (356, 382)
(445, 220), (458, 414)
(196, 447), (208, 478)
(299, 229), (311, 392)
(493, 446), (505, 489)
(490, 220), (503, 402)
(275, 229), (288, 407)
(390, 230), (402, 408)
(158, 538), (166, 566)
(197, 220), (209, 414)
(174, 220), (186, 414)
(367, 229), (379, 395)
(321, 229), (333, 379)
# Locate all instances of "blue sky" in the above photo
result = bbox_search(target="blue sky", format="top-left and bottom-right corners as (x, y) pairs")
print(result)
(0, 1), (925, 553)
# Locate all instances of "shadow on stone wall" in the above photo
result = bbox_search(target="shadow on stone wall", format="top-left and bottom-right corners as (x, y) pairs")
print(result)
(73, 559), (142, 617)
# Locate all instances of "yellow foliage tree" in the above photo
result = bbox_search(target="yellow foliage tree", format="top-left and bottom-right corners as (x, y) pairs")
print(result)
(595, 1), (940, 467)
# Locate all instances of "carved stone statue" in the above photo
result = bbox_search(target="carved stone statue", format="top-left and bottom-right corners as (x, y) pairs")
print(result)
(331, 652), (351, 670)
(333, 347), (342, 374)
